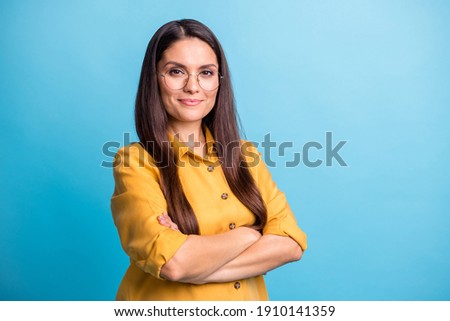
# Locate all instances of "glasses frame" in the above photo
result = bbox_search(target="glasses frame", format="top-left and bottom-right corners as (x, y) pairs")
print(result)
(157, 70), (223, 91)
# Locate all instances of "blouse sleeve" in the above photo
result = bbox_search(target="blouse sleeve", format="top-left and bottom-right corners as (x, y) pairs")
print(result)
(110, 144), (188, 279)
(244, 142), (308, 251)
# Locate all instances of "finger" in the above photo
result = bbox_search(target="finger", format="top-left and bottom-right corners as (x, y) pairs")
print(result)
(164, 213), (175, 224)
(157, 215), (171, 227)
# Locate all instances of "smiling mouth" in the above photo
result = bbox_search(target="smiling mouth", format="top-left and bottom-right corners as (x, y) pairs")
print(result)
(178, 99), (203, 106)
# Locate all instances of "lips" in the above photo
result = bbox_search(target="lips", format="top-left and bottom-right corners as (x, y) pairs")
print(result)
(178, 99), (203, 106)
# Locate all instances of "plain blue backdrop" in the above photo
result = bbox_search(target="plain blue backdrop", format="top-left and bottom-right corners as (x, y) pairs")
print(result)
(1, 0), (449, 300)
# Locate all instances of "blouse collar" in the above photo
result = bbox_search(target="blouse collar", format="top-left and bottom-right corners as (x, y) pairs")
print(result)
(168, 126), (216, 159)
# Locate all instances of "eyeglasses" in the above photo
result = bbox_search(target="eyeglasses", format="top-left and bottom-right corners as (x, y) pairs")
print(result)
(158, 68), (223, 91)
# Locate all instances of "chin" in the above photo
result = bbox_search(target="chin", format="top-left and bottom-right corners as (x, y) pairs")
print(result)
(176, 110), (209, 122)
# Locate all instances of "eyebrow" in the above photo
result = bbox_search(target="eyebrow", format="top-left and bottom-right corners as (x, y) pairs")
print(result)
(162, 61), (218, 69)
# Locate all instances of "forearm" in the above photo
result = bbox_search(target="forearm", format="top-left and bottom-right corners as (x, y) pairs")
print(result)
(198, 234), (302, 284)
(160, 227), (260, 282)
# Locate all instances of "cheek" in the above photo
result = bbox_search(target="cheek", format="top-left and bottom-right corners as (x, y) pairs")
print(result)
(207, 91), (219, 109)
(158, 85), (176, 110)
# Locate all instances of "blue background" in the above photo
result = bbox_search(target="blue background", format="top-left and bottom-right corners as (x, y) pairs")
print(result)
(1, 0), (449, 300)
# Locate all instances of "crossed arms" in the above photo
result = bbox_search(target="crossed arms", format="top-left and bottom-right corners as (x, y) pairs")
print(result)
(158, 213), (302, 284)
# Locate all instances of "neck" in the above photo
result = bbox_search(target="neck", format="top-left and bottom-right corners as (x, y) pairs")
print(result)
(167, 121), (205, 146)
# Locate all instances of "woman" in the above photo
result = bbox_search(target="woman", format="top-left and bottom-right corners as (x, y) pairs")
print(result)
(111, 19), (307, 300)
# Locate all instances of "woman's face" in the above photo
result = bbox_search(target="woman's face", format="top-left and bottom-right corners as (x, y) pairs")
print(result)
(157, 37), (219, 130)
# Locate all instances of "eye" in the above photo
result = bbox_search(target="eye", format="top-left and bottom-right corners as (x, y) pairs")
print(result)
(167, 68), (186, 77)
(199, 70), (215, 77)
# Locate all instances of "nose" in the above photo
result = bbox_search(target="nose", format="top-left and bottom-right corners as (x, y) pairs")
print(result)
(183, 74), (200, 93)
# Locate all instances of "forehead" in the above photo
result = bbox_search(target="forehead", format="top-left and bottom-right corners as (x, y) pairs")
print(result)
(159, 37), (218, 68)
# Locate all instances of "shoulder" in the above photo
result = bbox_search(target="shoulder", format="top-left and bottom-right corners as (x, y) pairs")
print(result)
(238, 139), (276, 188)
(240, 139), (262, 168)
(113, 143), (159, 177)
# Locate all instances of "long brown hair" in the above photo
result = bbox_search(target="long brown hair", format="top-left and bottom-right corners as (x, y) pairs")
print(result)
(135, 19), (267, 234)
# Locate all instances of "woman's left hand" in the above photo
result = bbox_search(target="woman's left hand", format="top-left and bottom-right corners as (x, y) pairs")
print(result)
(157, 212), (180, 231)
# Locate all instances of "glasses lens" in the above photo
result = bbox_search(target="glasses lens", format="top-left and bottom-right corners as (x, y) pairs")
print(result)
(198, 74), (220, 91)
(164, 71), (186, 90)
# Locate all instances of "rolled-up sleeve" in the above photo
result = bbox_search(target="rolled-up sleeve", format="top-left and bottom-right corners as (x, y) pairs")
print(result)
(111, 144), (188, 279)
(245, 143), (308, 251)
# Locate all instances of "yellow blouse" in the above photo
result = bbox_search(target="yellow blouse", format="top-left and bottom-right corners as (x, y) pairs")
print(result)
(111, 127), (307, 300)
